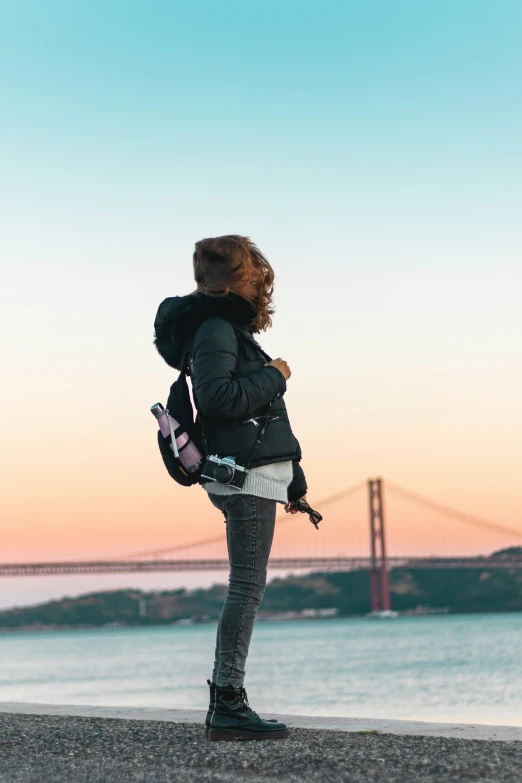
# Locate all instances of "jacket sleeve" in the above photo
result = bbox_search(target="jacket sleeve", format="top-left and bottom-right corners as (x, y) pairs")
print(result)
(190, 317), (287, 419)
(287, 461), (308, 503)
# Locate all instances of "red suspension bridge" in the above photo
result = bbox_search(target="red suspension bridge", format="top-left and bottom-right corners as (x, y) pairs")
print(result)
(2, 478), (521, 611)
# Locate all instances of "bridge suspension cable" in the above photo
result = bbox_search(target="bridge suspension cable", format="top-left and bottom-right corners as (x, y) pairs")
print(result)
(110, 479), (367, 561)
(386, 480), (522, 540)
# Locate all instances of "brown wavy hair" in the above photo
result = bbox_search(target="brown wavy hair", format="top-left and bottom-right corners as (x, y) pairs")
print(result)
(192, 235), (275, 332)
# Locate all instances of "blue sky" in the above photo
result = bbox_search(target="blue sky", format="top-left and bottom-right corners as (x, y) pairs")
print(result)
(3, 0), (521, 252)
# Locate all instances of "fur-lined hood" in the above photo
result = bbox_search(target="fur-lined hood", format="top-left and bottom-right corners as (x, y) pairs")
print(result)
(153, 290), (259, 370)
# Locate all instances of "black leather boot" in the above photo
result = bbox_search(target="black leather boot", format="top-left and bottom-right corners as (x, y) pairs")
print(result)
(204, 678), (280, 737)
(207, 683), (289, 741)
(204, 679), (216, 737)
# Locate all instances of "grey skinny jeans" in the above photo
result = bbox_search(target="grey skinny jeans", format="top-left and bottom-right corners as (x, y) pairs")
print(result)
(207, 492), (277, 688)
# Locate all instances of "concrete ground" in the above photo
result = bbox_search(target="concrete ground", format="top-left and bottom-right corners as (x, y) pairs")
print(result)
(0, 704), (521, 783)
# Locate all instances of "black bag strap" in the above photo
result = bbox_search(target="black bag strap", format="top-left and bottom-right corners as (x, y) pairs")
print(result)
(243, 400), (274, 470)
(179, 337), (209, 455)
(231, 326), (276, 469)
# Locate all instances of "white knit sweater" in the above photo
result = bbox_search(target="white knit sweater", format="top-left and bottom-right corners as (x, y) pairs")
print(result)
(202, 459), (293, 504)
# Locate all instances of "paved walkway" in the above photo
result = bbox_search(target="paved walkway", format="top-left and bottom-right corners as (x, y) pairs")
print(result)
(0, 701), (520, 742)
(0, 703), (521, 783)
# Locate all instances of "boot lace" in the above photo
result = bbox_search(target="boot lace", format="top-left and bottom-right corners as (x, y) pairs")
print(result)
(240, 686), (259, 719)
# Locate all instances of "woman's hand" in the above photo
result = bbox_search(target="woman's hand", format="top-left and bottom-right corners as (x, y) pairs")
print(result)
(264, 358), (291, 380)
(284, 494), (307, 514)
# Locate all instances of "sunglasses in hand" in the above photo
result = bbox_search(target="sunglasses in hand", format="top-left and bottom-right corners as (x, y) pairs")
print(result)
(289, 497), (322, 529)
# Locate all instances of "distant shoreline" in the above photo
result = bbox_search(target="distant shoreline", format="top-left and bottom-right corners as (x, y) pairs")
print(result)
(1, 608), (521, 633)
(1, 558), (521, 631)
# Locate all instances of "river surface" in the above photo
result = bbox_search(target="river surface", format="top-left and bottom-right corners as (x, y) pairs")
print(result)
(1, 613), (521, 726)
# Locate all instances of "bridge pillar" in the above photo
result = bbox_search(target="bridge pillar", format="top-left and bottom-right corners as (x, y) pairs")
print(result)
(368, 477), (391, 611)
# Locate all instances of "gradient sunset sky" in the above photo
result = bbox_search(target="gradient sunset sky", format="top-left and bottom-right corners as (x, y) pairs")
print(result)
(2, 1), (521, 607)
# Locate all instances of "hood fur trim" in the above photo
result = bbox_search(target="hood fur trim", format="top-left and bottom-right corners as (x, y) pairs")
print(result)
(153, 290), (258, 370)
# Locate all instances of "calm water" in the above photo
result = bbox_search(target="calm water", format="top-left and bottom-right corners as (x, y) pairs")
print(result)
(1, 613), (521, 726)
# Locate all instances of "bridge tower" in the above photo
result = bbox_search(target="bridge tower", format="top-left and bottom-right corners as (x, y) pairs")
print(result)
(368, 477), (391, 611)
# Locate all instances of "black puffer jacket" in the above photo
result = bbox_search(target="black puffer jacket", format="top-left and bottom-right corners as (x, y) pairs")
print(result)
(153, 290), (307, 502)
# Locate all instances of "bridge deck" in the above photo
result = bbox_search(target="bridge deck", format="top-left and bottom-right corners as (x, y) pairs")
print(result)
(1, 556), (521, 576)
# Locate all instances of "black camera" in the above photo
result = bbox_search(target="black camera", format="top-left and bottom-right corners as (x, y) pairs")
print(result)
(200, 455), (248, 490)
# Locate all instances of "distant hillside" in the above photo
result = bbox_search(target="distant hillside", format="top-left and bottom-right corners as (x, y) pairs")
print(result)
(1, 548), (521, 630)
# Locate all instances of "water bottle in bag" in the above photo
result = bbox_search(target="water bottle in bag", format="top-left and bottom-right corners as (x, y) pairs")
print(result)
(150, 402), (203, 473)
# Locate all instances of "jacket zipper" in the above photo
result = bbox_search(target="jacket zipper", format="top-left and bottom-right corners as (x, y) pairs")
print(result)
(240, 414), (281, 426)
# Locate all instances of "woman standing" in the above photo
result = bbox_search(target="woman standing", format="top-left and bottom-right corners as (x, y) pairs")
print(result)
(153, 235), (308, 741)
